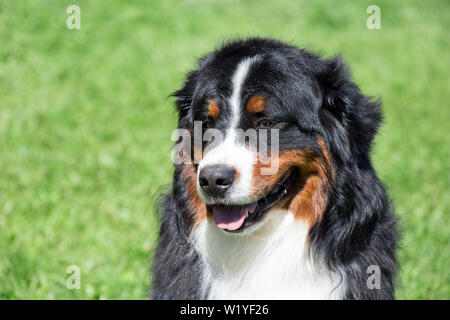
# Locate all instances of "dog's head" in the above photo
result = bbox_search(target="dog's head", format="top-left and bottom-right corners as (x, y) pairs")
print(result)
(173, 38), (381, 234)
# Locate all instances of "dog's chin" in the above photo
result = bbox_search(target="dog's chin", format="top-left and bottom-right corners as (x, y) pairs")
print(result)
(202, 169), (296, 234)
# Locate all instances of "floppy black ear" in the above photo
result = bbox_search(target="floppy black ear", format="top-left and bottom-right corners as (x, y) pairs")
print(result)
(317, 56), (383, 164)
(171, 70), (198, 128)
(317, 56), (352, 125)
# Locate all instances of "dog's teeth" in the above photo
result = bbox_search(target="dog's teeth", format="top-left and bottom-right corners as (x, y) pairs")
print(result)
(245, 211), (249, 219)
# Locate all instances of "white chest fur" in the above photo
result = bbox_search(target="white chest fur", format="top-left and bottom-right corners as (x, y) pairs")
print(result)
(190, 209), (344, 300)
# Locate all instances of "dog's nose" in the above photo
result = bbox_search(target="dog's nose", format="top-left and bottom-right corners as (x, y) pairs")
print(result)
(199, 165), (235, 196)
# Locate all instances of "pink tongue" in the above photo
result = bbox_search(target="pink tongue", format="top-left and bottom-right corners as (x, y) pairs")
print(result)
(213, 205), (246, 231)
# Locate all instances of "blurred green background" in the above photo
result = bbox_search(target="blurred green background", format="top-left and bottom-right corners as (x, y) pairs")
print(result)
(0, 0), (448, 299)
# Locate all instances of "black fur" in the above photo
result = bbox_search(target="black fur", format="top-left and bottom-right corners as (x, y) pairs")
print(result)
(152, 38), (398, 300)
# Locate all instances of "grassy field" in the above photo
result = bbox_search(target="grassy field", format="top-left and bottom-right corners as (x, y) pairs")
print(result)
(0, 0), (448, 299)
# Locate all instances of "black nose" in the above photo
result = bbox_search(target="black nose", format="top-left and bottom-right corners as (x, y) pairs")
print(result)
(199, 165), (235, 196)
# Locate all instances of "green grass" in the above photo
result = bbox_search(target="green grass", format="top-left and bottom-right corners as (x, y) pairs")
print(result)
(0, 0), (448, 299)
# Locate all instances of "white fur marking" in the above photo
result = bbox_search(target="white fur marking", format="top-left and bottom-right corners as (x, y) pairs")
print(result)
(190, 209), (345, 299)
(229, 56), (260, 130)
(197, 56), (260, 205)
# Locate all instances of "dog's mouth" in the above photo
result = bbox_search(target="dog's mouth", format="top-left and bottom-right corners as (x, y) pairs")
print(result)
(210, 169), (296, 233)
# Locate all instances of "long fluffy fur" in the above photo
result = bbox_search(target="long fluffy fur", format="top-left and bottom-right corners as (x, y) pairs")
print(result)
(152, 38), (398, 300)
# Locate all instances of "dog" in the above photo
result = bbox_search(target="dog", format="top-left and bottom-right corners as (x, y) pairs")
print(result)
(152, 38), (397, 300)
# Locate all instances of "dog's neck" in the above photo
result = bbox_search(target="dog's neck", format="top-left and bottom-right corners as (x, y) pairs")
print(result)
(190, 209), (344, 299)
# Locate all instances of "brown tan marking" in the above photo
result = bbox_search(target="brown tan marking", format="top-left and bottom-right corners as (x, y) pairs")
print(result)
(224, 166), (241, 185)
(246, 95), (267, 114)
(193, 146), (203, 163)
(251, 136), (334, 224)
(207, 100), (220, 120)
(317, 136), (335, 179)
(183, 127), (203, 163)
(180, 163), (207, 225)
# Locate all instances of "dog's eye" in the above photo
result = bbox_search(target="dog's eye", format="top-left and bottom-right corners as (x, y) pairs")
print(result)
(203, 119), (213, 129)
(257, 119), (271, 128)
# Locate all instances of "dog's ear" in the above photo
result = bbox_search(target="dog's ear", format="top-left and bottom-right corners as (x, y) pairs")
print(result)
(317, 56), (382, 164)
(317, 56), (352, 125)
(171, 70), (198, 127)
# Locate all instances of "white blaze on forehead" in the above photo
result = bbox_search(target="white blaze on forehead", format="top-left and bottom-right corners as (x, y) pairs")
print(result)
(229, 56), (261, 131)
(198, 56), (260, 205)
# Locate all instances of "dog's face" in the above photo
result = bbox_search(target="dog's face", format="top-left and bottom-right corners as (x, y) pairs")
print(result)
(174, 39), (379, 234)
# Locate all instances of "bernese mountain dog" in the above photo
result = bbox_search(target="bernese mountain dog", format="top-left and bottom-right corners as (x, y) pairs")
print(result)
(152, 38), (398, 300)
